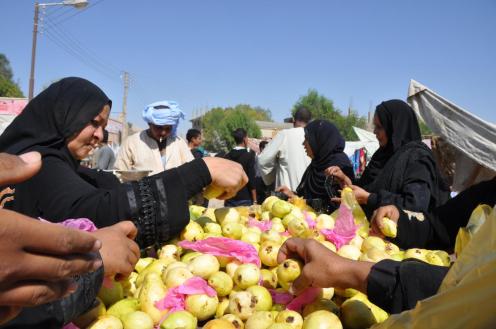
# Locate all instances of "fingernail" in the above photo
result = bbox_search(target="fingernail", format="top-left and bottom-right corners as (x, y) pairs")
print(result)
(19, 152), (41, 164)
(92, 240), (102, 252)
(92, 259), (103, 271)
(63, 281), (78, 298)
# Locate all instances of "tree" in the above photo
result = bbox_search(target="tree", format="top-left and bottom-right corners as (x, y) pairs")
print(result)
(201, 105), (266, 151)
(0, 54), (24, 98)
(292, 89), (368, 140)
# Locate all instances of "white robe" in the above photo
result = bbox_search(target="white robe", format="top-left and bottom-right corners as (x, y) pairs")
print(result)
(114, 130), (194, 175)
(257, 127), (311, 191)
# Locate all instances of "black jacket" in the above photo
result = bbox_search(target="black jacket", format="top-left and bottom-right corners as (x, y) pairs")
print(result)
(224, 148), (256, 202)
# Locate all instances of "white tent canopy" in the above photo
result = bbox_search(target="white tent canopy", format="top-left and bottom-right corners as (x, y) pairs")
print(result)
(407, 79), (496, 191)
(343, 127), (379, 158)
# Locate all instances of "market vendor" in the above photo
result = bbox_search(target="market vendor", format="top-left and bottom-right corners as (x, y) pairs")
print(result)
(326, 99), (450, 219)
(0, 77), (248, 328)
(276, 119), (354, 213)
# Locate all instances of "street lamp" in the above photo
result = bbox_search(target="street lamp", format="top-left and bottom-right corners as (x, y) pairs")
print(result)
(28, 0), (89, 100)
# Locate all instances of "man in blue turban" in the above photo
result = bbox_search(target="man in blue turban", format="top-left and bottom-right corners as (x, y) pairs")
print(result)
(114, 100), (194, 175)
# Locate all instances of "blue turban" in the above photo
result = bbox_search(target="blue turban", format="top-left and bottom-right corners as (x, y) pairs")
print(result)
(142, 100), (185, 136)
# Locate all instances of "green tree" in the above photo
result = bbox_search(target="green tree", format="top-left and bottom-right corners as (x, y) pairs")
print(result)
(201, 105), (266, 151)
(419, 120), (433, 136)
(0, 54), (24, 98)
(292, 89), (367, 140)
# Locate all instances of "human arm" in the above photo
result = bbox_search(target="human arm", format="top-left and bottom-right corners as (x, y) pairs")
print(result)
(14, 156), (245, 250)
(371, 178), (496, 250)
(278, 238), (449, 314)
(258, 133), (285, 186)
(366, 181), (431, 213)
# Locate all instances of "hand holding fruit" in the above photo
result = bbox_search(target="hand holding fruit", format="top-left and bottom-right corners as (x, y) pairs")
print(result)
(202, 157), (248, 200)
(277, 238), (373, 295)
(370, 205), (400, 238)
(91, 221), (140, 280)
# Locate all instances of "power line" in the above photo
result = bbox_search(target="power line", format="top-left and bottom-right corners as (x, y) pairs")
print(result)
(40, 19), (121, 80)
(42, 30), (118, 81)
(48, 0), (105, 28)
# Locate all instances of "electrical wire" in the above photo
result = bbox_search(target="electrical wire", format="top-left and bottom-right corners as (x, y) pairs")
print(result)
(47, 0), (105, 28)
(40, 17), (121, 81)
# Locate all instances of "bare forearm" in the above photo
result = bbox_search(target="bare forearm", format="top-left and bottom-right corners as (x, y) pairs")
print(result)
(333, 259), (374, 294)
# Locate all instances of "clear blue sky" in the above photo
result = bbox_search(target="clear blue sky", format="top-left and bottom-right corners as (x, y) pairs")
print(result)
(1, 0), (495, 136)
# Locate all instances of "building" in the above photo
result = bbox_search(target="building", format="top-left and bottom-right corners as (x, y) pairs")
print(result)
(255, 120), (293, 139)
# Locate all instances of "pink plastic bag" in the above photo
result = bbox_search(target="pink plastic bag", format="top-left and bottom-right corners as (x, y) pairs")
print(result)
(286, 287), (320, 312)
(248, 218), (272, 232)
(303, 211), (316, 229)
(39, 217), (98, 232)
(320, 204), (357, 249)
(179, 237), (261, 267)
(269, 289), (294, 305)
(155, 277), (216, 312)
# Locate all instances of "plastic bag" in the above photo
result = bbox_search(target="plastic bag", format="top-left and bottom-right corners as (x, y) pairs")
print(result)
(331, 187), (369, 237)
(179, 237), (261, 267)
(454, 204), (492, 257)
(374, 206), (496, 328)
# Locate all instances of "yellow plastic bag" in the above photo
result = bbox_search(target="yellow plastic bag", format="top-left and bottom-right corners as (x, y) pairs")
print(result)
(373, 206), (496, 329)
(454, 204), (493, 257)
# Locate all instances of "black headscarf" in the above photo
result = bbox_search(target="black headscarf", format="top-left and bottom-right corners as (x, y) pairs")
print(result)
(296, 120), (354, 202)
(359, 99), (421, 187)
(359, 99), (449, 210)
(0, 77), (111, 166)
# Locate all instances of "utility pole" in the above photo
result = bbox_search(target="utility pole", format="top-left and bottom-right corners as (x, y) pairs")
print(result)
(120, 71), (129, 143)
(28, 3), (40, 101)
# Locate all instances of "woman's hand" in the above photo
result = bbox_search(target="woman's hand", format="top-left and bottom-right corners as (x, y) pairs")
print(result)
(202, 157), (248, 200)
(350, 185), (371, 204)
(91, 221), (140, 280)
(325, 166), (352, 187)
(277, 238), (373, 295)
(370, 205), (400, 237)
(276, 185), (295, 198)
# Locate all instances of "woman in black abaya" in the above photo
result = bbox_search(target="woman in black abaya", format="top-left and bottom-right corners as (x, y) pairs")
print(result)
(0, 77), (246, 328)
(326, 99), (450, 219)
(277, 119), (354, 212)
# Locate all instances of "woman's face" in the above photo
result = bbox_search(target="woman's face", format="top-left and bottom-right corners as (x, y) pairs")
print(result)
(373, 114), (388, 147)
(67, 104), (110, 160)
(303, 138), (314, 159)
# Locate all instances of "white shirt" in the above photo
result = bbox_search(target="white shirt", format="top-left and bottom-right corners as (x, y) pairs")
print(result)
(114, 130), (194, 175)
(258, 127), (311, 191)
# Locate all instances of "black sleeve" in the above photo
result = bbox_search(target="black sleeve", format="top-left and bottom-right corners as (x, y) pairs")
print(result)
(391, 177), (496, 251)
(125, 158), (211, 248)
(246, 152), (257, 191)
(367, 181), (431, 213)
(367, 259), (449, 314)
(13, 157), (211, 249)
(0, 259), (104, 329)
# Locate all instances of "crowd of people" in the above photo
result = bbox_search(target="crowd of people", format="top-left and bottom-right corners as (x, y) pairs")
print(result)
(0, 76), (494, 328)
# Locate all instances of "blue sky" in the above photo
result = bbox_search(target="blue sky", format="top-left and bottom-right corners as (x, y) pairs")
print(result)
(1, 0), (495, 136)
